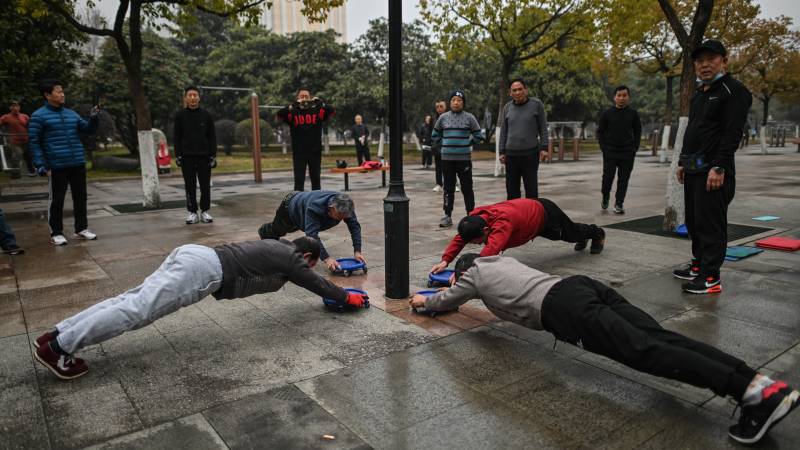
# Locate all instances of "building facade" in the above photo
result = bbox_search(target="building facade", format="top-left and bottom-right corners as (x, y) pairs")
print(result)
(261, 0), (347, 43)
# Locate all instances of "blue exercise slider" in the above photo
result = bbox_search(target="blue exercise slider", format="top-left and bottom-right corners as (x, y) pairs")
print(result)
(323, 288), (370, 312)
(428, 269), (455, 287)
(332, 258), (367, 277)
(752, 216), (780, 222)
(675, 224), (689, 237)
(725, 246), (763, 261)
(411, 289), (458, 317)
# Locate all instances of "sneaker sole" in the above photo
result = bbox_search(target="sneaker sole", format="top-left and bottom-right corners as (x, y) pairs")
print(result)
(72, 235), (97, 240)
(683, 285), (722, 294)
(50, 240), (68, 246)
(33, 350), (88, 380)
(201, 220), (213, 223)
(729, 391), (798, 444)
(186, 221), (199, 225)
(672, 273), (698, 281)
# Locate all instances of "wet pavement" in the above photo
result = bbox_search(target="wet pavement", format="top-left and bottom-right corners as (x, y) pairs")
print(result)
(1, 145), (799, 449)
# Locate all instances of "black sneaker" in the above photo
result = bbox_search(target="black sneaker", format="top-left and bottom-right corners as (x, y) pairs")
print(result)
(439, 215), (453, 228)
(673, 260), (700, 280)
(613, 203), (625, 214)
(590, 229), (605, 254)
(574, 239), (588, 251)
(682, 274), (722, 294)
(601, 197), (609, 210)
(2, 244), (24, 255)
(729, 382), (799, 444)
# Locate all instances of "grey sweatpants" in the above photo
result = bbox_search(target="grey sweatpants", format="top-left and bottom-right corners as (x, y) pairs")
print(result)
(55, 245), (223, 354)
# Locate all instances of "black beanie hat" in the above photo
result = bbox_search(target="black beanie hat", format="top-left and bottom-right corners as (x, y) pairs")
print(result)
(449, 90), (466, 106)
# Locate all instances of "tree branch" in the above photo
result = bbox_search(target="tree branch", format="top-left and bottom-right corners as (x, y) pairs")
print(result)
(41, 0), (117, 37)
(657, 0), (688, 47)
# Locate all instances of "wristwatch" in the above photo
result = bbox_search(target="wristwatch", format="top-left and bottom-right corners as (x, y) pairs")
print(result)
(712, 166), (725, 174)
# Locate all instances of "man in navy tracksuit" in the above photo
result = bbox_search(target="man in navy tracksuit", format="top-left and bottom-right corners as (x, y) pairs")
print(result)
(29, 80), (99, 246)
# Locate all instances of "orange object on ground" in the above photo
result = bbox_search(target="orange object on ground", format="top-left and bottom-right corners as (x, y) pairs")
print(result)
(755, 236), (800, 251)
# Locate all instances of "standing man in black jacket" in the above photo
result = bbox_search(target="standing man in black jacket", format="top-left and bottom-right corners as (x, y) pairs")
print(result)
(596, 85), (642, 214)
(278, 89), (335, 191)
(351, 114), (370, 165)
(174, 86), (217, 225)
(673, 40), (752, 295)
(431, 100), (447, 191)
(417, 114), (434, 169)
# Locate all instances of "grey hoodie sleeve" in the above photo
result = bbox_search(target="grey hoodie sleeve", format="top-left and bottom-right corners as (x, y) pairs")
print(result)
(425, 267), (478, 311)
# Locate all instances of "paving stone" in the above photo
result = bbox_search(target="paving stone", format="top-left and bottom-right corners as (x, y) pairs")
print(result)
(203, 386), (370, 450)
(81, 414), (228, 450)
(0, 335), (49, 450)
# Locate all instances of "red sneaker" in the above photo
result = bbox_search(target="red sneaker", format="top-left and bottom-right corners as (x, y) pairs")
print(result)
(34, 342), (89, 380)
(34, 330), (58, 349)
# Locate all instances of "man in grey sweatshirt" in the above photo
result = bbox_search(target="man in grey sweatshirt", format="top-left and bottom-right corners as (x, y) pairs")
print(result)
(499, 78), (549, 199)
(33, 237), (369, 381)
(410, 253), (799, 445)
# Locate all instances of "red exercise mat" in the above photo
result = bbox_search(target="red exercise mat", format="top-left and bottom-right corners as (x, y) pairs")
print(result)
(755, 236), (800, 251)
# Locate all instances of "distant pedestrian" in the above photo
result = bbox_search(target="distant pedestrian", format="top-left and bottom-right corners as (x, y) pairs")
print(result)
(28, 80), (99, 246)
(417, 115), (434, 169)
(277, 89), (335, 191)
(431, 100), (447, 191)
(0, 100), (34, 178)
(499, 78), (549, 200)
(596, 85), (642, 214)
(174, 86), (217, 225)
(432, 90), (485, 228)
(351, 114), (371, 165)
(0, 208), (24, 255)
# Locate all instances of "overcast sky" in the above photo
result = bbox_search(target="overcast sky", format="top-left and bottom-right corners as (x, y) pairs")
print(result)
(83, 0), (799, 43)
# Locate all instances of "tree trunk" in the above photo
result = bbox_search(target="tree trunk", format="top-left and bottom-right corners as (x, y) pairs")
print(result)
(761, 95), (770, 126)
(125, 61), (161, 208)
(494, 62), (511, 177)
(662, 116), (688, 231)
(677, 53), (695, 115)
(664, 74), (675, 125)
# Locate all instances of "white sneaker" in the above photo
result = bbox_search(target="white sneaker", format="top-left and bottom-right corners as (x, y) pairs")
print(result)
(455, 185), (460, 192)
(432, 185), (442, 192)
(50, 235), (68, 246)
(186, 212), (199, 224)
(74, 229), (97, 240)
(200, 211), (213, 223)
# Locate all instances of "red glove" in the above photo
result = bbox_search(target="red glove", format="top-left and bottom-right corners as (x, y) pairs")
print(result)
(345, 292), (369, 308)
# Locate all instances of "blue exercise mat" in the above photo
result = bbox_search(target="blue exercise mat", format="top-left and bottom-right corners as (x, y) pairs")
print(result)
(725, 246), (763, 261)
(412, 290), (457, 317)
(428, 269), (455, 287)
(332, 258), (367, 276)
(675, 224), (689, 237)
(323, 288), (370, 311)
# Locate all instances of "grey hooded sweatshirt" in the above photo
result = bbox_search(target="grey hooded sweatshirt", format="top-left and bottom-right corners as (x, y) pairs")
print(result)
(425, 256), (561, 330)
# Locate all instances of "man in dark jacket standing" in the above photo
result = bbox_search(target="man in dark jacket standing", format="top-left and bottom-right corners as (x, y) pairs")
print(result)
(29, 80), (99, 246)
(431, 100), (447, 191)
(673, 40), (752, 295)
(596, 85), (642, 214)
(499, 78), (549, 200)
(351, 114), (370, 165)
(277, 89), (335, 191)
(417, 115), (434, 169)
(174, 86), (217, 225)
(32, 237), (369, 380)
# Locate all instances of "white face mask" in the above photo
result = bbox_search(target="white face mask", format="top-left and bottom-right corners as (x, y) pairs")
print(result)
(697, 71), (725, 85)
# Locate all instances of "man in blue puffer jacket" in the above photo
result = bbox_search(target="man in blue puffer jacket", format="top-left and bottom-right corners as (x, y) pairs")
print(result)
(29, 80), (99, 246)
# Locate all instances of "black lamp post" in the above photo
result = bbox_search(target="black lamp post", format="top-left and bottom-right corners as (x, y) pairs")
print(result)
(383, 0), (409, 299)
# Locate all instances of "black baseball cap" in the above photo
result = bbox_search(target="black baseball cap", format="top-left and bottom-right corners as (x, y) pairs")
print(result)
(691, 40), (727, 59)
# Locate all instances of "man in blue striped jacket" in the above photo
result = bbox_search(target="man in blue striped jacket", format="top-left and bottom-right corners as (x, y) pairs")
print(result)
(432, 90), (485, 228)
(29, 80), (99, 246)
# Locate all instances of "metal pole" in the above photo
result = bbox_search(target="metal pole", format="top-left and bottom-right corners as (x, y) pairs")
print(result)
(384, 0), (409, 299)
(250, 93), (262, 183)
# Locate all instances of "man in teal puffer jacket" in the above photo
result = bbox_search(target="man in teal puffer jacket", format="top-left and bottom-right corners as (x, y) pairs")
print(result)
(29, 80), (99, 246)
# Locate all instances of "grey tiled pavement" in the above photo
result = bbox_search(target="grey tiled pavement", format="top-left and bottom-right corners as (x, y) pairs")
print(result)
(1, 145), (799, 449)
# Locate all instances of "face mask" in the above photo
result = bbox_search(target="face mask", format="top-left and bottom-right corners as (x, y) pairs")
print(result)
(697, 71), (725, 85)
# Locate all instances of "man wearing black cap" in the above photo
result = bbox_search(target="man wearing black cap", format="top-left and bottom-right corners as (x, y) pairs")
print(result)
(431, 90), (485, 227)
(673, 40), (752, 295)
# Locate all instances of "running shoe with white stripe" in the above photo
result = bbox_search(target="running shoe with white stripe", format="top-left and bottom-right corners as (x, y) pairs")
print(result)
(74, 229), (97, 240)
(729, 381), (799, 444)
(50, 234), (68, 246)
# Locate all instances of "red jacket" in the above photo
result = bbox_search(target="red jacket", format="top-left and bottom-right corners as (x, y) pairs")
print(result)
(441, 198), (546, 263)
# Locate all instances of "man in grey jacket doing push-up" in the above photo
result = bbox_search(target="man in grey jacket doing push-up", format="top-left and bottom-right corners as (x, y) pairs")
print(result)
(410, 254), (798, 445)
(34, 237), (368, 381)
